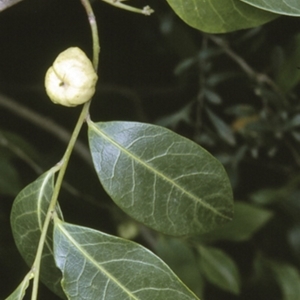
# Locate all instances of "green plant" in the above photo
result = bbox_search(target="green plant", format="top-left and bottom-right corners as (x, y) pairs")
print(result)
(4, 1), (234, 299)
(2, 0), (300, 300)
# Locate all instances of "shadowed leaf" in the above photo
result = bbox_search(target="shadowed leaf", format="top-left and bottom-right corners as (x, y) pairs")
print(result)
(200, 202), (273, 242)
(10, 167), (66, 299)
(156, 237), (204, 298)
(264, 259), (300, 300)
(198, 246), (240, 294)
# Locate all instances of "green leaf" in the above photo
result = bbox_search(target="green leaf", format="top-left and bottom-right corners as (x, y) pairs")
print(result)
(10, 167), (66, 299)
(204, 89), (222, 105)
(200, 202), (273, 242)
(240, 0), (300, 16)
(155, 237), (204, 298)
(250, 187), (289, 205)
(88, 121), (233, 236)
(269, 261), (300, 300)
(5, 271), (33, 300)
(198, 245), (240, 295)
(166, 0), (278, 33)
(53, 219), (200, 300)
(205, 108), (236, 146)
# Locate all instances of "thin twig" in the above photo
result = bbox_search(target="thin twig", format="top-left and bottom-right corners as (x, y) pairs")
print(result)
(101, 0), (154, 15)
(80, 0), (100, 71)
(208, 35), (284, 97)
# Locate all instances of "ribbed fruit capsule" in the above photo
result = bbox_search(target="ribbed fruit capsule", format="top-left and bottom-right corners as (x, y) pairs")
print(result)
(45, 47), (98, 107)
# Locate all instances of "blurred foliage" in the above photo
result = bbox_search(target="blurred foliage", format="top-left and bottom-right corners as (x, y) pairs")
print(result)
(1, 0), (300, 299)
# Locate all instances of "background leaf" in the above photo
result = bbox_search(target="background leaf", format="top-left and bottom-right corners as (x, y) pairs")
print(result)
(268, 260), (300, 300)
(88, 121), (233, 236)
(205, 107), (236, 146)
(166, 0), (278, 33)
(10, 168), (66, 299)
(53, 220), (199, 300)
(199, 202), (273, 242)
(198, 245), (240, 294)
(240, 0), (300, 16)
(155, 237), (204, 298)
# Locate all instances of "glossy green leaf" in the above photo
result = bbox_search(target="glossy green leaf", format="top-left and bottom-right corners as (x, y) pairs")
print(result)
(240, 0), (300, 16)
(269, 261), (300, 300)
(53, 219), (200, 300)
(10, 167), (66, 299)
(5, 271), (33, 300)
(156, 237), (204, 298)
(198, 246), (240, 294)
(166, 0), (278, 33)
(88, 121), (233, 236)
(200, 202), (273, 242)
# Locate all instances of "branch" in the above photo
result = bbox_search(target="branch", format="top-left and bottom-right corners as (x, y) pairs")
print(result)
(208, 35), (284, 97)
(101, 0), (154, 15)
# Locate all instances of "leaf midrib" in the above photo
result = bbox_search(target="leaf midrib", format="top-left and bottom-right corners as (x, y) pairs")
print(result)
(57, 221), (139, 300)
(89, 122), (230, 221)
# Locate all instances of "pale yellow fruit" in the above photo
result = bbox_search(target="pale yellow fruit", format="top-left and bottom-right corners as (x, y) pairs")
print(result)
(45, 47), (98, 107)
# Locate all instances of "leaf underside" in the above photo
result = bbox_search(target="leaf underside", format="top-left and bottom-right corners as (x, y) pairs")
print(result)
(54, 220), (199, 300)
(240, 0), (300, 16)
(166, 0), (278, 33)
(88, 121), (233, 236)
(10, 169), (66, 299)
